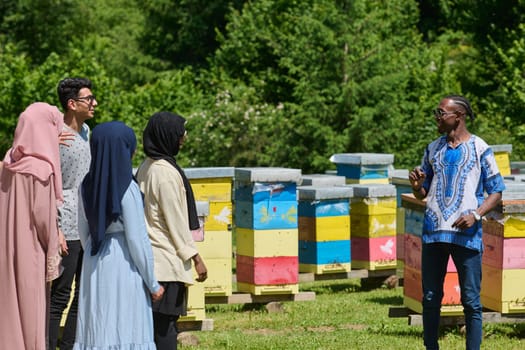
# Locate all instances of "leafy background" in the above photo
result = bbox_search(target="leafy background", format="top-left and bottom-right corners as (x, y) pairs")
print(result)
(1, 0), (523, 172)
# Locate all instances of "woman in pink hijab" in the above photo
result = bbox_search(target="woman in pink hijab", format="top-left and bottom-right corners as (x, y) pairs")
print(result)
(0, 102), (65, 350)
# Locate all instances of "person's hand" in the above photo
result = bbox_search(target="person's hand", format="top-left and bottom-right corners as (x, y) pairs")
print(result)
(192, 254), (208, 282)
(452, 212), (476, 231)
(151, 285), (165, 302)
(409, 166), (426, 191)
(58, 229), (69, 256)
(59, 131), (75, 146)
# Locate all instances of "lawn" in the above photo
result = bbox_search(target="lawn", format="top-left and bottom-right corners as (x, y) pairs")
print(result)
(182, 278), (525, 349)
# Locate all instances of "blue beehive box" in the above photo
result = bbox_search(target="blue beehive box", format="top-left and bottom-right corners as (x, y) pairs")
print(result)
(234, 167), (302, 230)
(390, 169), (412, 207)
(330, 153), (394, 184)
(299, 240), (351, 264)
(297, 185), (353, 218)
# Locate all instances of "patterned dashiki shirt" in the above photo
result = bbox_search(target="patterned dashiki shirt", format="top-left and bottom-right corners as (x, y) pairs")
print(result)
(420, 135), (506, 252)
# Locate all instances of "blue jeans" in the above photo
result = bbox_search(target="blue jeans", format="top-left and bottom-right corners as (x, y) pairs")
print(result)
(421, 242), (482, 350)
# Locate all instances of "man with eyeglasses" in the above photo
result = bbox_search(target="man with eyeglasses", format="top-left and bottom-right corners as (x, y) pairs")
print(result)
(409, 95), (505, 350)
(49, 77), (97, 350)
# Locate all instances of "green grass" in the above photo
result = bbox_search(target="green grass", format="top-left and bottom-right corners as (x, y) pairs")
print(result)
(182, 278), (525, 349)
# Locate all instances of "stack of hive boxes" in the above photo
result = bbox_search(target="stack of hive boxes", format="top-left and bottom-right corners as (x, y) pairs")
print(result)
(511, 161), (525, 174)
(401, 194), (462, 315)
(179, 200), (210, 322)
(481, 181), (525, 314)
(329, 153), (394, 184)
(234, 167), (302, 294)
(329, 153), (397, 272)
(490, 144), (512, 176)
(350, 184), (397, 271)
(390, 169), (411, 269)
(297, 175), (353, 274)
(185, 167), (234, 299)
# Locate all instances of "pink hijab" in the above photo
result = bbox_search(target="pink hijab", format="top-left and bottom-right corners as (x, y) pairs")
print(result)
(2, 102), (64, 205)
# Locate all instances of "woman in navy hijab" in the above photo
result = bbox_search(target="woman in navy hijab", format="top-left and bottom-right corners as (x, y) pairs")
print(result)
(74, 121), (164, 350)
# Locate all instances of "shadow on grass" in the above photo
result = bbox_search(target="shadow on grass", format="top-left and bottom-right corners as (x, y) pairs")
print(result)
(366, 295), (404, 306)
(302, 281), (361, 295)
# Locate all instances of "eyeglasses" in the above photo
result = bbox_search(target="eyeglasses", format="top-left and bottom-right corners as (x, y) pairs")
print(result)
(432, 108), (459, 121)
(73, 95), (97, 104)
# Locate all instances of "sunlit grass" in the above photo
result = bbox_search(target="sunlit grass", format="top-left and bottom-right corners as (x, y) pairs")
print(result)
(182, 278), (525, 349)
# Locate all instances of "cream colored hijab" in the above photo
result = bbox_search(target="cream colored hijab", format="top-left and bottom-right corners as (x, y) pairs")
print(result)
(2, 102), (64, 204)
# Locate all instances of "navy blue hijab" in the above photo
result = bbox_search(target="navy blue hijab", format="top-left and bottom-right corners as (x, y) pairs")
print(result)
(142, 111), (199, 231)
(81, 121), (137, 255)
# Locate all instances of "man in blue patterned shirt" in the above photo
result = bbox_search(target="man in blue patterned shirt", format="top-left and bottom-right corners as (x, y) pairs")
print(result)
(409, 95), (505, 350)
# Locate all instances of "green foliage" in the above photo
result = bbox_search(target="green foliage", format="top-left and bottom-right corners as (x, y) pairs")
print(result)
(0, 0), (523, 171)
(139, 0), (244, 67)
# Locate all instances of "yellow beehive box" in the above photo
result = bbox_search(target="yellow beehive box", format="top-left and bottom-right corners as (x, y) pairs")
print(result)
(205, 201), (232, 231)
(236, 228), (298, 257)
(179, 281), (206, 321)
(351, 198), (397, 215)
(483, 214), (525, 238)
(352, 259), (397, 271)
(298, 215), (350, 241)
(190, 177), (232, 201)
(351, 213), (396, 238)
(179, 308), (206, 322)
(200, 257), (232, 296)
(403, 296), (464, 316)
(236, 282), (299, 295)
(299, 262), (351, 274)
(346, 178), (390, 184)
(195, 230), (232, 259)
(491, 144), (512, 176)
(396, 207), (405, 234)
(481, 265), (525, 314)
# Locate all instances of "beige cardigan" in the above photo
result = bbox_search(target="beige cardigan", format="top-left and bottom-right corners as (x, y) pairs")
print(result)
(136, 158), (198, 284)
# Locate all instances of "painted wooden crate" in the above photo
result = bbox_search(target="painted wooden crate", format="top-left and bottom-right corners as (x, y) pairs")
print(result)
(198, 257), (232, 296)
(179, 282), (206, 321)
(403, 233), (456, 272)
(204, 201), (232, 231)
(329, 153), (394, 184)
(481, 265), (525, 314)
(234, 181), (298, 230)
(404, 265), (461, 308)
(482, 234), (525, 269)
(236, 255), (298, 293)
(490, 144), (512, 176)
(195, 230), (232, 259)
(195, 230), (233, 296)
(350, 184), (397, 238)
(401, 194), (426, 237)
(236, 228), (298, 257)
(185, 167), (234, 231)
(390, 169), (412, 208)
(299, 240), (351, 268)
(185, 167), (234, 201)
(396, 208), (405, 266)
(351, 236), (396, 270)
(298, 185), (352, 242)
(483, 215), (525, 239)
(298, 216), (350, 242)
